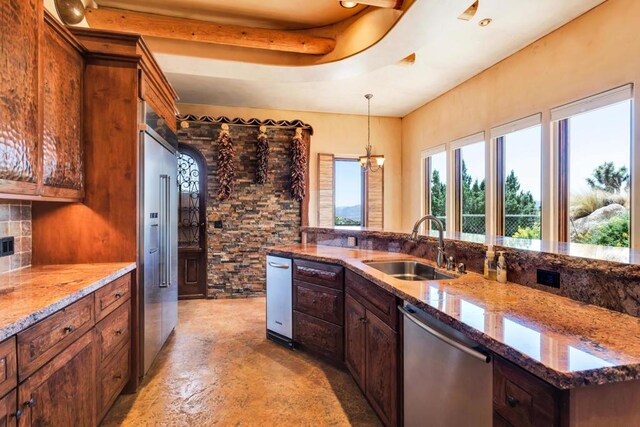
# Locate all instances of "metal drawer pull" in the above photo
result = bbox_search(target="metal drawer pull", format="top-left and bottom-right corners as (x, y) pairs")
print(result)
(63, 325), (75, 333)
(398, 305), (491, 363)
(507, 395), (519, 407)
(115, 293), (122, 299)
(268, 262), (290, 269)
(113, 374), (122, 380)
(115, 329), (123, 336)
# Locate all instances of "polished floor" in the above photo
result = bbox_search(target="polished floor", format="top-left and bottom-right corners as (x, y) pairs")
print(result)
(102, 298), (380, 426)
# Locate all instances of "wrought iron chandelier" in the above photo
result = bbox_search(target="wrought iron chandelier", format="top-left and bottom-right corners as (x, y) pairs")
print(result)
(359, 94), (385, 172)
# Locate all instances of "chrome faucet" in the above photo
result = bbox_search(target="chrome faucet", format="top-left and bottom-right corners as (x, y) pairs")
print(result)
(409, 215), (447, 268)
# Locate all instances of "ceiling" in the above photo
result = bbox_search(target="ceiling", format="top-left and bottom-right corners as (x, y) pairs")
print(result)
(94, 0), (366, 30)
(94, 0), (607, 117)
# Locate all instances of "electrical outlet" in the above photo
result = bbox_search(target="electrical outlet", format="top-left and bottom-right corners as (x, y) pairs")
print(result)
(0, 236), (15, 257)
(213, 220), (223, 229)
(536, 269), (560, 289)
(347, 236), (358, 247)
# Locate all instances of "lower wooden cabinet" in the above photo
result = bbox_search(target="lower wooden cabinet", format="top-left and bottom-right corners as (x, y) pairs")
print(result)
(0, 389), (18, 427)
(0, 272), (133, 427)
(345, 274), (399, 427)
(18, 332), (95, 427)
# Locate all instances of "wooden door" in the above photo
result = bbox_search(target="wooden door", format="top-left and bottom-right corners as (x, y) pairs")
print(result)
(0, 389), (18, 427)
(177, 145), (207, 299)
(365, 311), (398, 427)
(18, 332), (95, 427)
(345, 294), (366, 391)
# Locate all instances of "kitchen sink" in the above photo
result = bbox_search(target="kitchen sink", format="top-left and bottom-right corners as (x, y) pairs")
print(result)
(364, 260), (456, 281)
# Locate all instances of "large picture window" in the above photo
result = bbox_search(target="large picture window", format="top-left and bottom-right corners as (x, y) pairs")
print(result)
(553, 86), (632, 247)
(424, 151), (447, 230)
(493, 116), (542, 239)
(334, 159), (364, 226)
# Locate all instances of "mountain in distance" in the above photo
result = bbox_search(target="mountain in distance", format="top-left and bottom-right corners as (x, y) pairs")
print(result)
(335, 205), (362, 221)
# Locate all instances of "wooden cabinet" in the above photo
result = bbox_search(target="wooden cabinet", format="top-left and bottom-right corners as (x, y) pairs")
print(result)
(18, 331), (95, 427)
(0, 338), (17, 399)
(493, 356), (565, 427)
(0, 389), (18, 427)
(345, 271), (399, 427)
(292, 259), (344, 364)
(0, 9), (85, 201)
(0, 0), (41, 196)
(41, 15), (84, 199)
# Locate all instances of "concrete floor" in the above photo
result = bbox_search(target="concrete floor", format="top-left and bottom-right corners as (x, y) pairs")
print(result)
(102, 298), (380, 426)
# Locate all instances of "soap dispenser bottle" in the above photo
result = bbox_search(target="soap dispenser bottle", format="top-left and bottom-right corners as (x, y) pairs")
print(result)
(484, 245), (496, 280)
(497, 251), (507, 283)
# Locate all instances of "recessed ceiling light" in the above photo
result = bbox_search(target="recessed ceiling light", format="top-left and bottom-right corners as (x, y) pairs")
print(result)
(340, 1), (359, 8)
(479, 18), (492, 27)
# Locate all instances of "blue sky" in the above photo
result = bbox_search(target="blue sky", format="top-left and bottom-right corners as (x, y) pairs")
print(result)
(335, 159), (362, 207)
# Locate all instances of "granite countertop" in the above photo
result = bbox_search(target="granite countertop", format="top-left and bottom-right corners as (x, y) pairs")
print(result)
(0, 263), (136, 342)
(269, 244), (640, 389)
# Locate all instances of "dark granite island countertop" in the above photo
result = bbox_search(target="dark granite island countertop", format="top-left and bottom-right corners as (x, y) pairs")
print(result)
(268, 244), (640, 390)
(0, 263), (136, 342)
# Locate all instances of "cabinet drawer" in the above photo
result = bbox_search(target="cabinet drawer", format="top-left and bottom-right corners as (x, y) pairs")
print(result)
(96, 299), (131, 366)
(17, 295), (94, 380)
(293, 281), (343, 326)
(0, 337), (16, 399)
(345, 270), (397, 330)
(97, 343), (130, 422)
(293, 311), (343, 363)
(293, 259), (344, 290)
(95, 273), (131, 322)
(493, 356), (562, 427)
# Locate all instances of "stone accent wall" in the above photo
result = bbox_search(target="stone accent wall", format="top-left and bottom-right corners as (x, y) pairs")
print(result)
(0, 200), (32, 273)
(178, 123), (302, 298)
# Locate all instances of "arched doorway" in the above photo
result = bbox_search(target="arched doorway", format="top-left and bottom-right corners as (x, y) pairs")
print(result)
(177, 144), (207, 299)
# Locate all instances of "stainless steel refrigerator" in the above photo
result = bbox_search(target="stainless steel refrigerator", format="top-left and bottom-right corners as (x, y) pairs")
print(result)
(139, 114), (178, 376)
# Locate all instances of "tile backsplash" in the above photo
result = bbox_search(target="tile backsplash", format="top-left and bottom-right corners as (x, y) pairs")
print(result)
(0, 200), (32, 273)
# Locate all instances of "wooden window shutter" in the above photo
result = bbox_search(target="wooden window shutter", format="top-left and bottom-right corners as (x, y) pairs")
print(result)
(365, 167), (384, 228)
(317, 153), (335, 227)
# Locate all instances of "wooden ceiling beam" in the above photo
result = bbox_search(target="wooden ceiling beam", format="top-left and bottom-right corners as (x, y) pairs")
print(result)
(84, 7), (336, 55)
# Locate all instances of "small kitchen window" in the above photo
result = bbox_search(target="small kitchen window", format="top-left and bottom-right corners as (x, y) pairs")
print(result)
(422, 147), (448, 231)
(452, 133), (486, 235)
(334, 158), (364, 227)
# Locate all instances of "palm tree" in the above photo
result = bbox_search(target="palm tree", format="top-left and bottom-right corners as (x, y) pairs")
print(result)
(586, 162), (629, 193)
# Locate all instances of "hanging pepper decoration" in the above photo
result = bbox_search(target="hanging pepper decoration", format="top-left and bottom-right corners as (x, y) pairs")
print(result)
(290, 128), (307, 202)
(256, 126), (269, 185)
(216, 124), (235, 200)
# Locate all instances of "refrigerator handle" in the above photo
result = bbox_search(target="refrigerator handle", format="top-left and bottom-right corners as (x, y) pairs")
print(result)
(166, 175), (171, 287)
(159, 174), (169, 288)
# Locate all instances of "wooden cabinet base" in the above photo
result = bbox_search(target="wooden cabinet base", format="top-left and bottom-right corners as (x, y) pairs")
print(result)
(18, 332), (96, 427)
(0, 389), (18, 427)
(97, 344), (130, 423)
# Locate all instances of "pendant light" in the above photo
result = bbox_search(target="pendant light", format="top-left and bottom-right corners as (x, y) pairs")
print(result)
(359, 94), (385, 172)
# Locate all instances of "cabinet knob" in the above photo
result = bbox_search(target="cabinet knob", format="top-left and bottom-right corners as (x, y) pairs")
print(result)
(358, 317), (368, 324)
(506, 395), (519, 408)
(63, 325), (74, 333)
(24, 397), (36, 408)
(311, 300), (318, 304)
(115, 293), (122, 299)
(115, 329), (123, 336)
(12, 409), (23, 420)
(113, 374), (122, 380)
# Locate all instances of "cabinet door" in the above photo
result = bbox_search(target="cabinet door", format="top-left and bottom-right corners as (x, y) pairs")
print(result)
(41, 19), (84, 199)
(0, 389), (18, 427)
(345, 294), (366, 391)
(0, 0), (41, 196)
(18, 332), (95, 427)
(365, 311), (398, 427)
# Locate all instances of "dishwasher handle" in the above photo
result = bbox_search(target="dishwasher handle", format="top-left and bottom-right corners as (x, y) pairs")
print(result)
(268, 262), (290, 269)
(399, 305), (491, 363)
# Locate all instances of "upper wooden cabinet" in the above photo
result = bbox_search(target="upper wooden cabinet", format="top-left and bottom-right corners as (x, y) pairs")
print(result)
(0, 9), (85, 201)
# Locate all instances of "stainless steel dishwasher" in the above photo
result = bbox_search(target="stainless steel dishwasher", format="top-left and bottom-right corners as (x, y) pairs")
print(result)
(399, 302), (492, 427)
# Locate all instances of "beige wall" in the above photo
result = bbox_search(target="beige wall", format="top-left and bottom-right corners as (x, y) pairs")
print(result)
(401, 0), (640, 229)
(178, 103), (403, 230)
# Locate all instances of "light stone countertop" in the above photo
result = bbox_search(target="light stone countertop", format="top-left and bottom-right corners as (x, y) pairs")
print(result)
(0, 262), (136, 342)
(268, 243), (640, 389)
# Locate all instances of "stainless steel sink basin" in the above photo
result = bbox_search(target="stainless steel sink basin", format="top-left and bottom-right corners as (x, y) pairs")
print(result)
(364, 260), (456, 281)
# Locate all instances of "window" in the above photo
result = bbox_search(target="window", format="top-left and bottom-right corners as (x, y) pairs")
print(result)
(424, 151), (447, 230)
(493, 115), (542, 239)
(334, 159), (363, 226)
(553, 86), (632, 247)
(453, 135), (485, 235)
